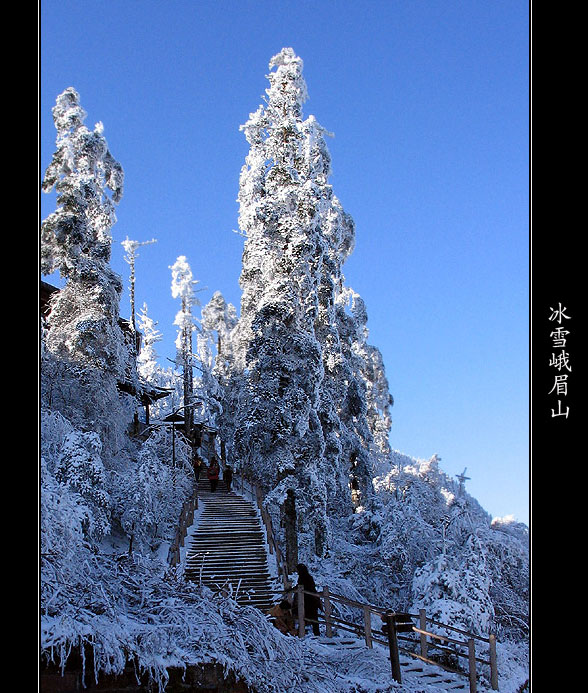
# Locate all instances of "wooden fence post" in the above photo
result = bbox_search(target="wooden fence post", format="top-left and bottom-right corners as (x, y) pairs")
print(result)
(323, 586), (333, 638)
(263, 511), (274, 554)
(363, 606), (373, 648)
(297, 584), (305, 638)
(419, 608), (428, 658)
(385, 612), (402, 684)
(489, 633), (498, 690)
(467, 638), (477, 693)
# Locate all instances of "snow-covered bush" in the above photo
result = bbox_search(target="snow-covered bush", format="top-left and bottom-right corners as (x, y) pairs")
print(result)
(410, 535), (494, 636)
(54, 429), (111, 538)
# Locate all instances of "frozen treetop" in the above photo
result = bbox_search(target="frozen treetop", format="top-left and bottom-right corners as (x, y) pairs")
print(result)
(51, 87), (88, 136)
(41, 87), (124, 281)
(44, 87), (124, 205)
(170, 255), (199, 305)
(267, 47), (309, 107)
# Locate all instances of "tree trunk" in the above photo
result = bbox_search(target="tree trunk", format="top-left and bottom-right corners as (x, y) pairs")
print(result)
(284, 489), (298, 572)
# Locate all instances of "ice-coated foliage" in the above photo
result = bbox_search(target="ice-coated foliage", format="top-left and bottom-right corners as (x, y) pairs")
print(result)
(54, 429), (111, 538)
(220, 47), (396, 560)
(41, 87), (123, 281)
(136, 302), (163, 381)
(40, 66), (528, 691)
(110, 427), (193, 554)
(303, 450), (528, 643)
(411, 534), (495, 635)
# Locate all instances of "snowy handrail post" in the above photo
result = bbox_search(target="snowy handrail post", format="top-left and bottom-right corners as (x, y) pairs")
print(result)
(363, 606), (373, 648)
(385, 612), (402, 683)
(467, 639), (477, 693)
(419, 608), (428, 658)
(489, 634), (498, 690)
(322, 586), (333, 637)
(296, 584), (305, 638)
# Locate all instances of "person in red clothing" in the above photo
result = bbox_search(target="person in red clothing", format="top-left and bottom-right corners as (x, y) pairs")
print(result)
(207, 456), (220, 492)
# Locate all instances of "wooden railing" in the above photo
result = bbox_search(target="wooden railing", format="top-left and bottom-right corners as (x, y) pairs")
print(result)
(167, 487), (198, 567)
(176, 468), (498, 691)
(289, 584), (499, 692)
(235, 472), (290, 589)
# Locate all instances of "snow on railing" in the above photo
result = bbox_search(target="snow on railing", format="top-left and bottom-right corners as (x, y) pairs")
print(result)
(235, 471), (290, 590)
(167, 487), (198, 567)
(283, 584), (498, 692)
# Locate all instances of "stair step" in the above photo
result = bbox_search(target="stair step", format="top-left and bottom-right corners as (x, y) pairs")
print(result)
(183, 486), (273, 611)
(190, 571), (271, 576)
(188, 563), (269, 569)
(198, 573), (274, 589)
(191, 570), (271, 577)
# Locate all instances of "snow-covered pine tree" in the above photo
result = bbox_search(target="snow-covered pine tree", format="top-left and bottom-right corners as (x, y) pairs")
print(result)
(299, 115), (378, 516)
(136, 302), (163, 383)
(135, 303), (182, 421)
(232, 48), (331, 563)
(170, 256), (200, 434)
(41, 87), (132, 459)
(121, 237), (157, 332)
(230, 48), (395, 562)
(198, 291), (238, 439)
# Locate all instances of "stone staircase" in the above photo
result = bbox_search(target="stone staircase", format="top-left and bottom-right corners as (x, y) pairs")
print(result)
(184, 479), (276, 612)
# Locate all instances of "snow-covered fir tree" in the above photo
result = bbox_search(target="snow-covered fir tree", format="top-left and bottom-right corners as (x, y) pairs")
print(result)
(226, 48), (394, 564)
(41, 86), (132, 460)
(170, 255), (200, 432)
(197, 291), (238, 433)
(40, 65), (528, 692)
(40, 87), (193, 595)
(136, 302), (181, 421)
(136, 302), (163, 382)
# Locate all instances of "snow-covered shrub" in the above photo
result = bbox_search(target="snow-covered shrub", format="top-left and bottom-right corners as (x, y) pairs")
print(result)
(110, 426), (193, 554)
(54, 429), (111, 538)
(410, 534), (494, 636)
(485, 517), (529, 641)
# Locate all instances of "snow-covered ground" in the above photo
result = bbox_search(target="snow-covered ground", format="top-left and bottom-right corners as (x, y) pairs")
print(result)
(163, 484), (528, 693)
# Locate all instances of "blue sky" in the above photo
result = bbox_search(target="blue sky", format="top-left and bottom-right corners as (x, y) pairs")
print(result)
(40, 0), (529, 524)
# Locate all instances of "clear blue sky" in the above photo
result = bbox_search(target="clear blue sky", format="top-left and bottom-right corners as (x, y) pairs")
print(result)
(40, 0), (529, 524)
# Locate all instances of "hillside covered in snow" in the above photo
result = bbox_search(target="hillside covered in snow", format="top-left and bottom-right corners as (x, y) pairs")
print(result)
(40, 48), (529, 692)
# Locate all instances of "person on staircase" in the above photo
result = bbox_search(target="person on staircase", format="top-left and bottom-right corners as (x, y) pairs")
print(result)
(223, 465), (233, 493)
(269, 599), (297, 636)
(293, 564), (321, 636)
(207, 456), (220, 492)
(193, 449), (202, 484)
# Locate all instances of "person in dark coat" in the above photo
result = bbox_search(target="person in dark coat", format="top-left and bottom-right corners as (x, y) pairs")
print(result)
(293, 563), (321, 635)
(193, 451), (202, 483)
(223, 465), (233, 492)
(207, 457), (220, 492)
